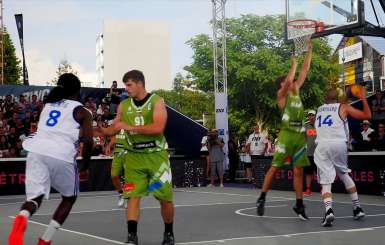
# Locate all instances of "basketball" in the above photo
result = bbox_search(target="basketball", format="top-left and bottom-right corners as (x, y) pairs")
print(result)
(346, 84), (363, 99)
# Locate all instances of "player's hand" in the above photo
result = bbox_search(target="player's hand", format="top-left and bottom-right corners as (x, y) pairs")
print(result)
(105, 144), (113, 156)
(114, 121), (132, 131)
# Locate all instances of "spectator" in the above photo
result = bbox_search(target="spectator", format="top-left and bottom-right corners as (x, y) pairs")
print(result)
(200, 132), (210, 179)
(361, 120), (374, 141)
(246, 125), (268, 185)
(30, 110), (40, 123)
(228, 133), (239, 182)
(371, 90), (385, 123)
(239, 141), (252, 183)
(30, 94), (39, 112)
(373, 123), (385, 151)
(207, 129), (225, 187)
(304, 110), (317, 196)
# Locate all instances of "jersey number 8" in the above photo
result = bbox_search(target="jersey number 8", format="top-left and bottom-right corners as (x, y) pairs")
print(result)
(46, 110), (61, 127)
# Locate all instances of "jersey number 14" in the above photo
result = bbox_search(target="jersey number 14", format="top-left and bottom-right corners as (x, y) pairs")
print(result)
(317, 115), (333, 127)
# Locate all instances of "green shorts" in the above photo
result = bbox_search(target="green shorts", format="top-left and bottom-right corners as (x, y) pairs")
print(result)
(111, 150), (126, 177)
(272, 129), (309, 168)
(122, 150), (173, 202)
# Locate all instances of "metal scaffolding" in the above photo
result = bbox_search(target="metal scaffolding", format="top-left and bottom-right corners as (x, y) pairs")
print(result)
(212, 0), (227, 94)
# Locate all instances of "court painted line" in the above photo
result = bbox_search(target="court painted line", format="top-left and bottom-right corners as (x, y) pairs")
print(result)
(0, 194), (119, 206)
(175, 225), (385, 244)
(235, 206), (385, 219)
(178, 190), (385, 207)
(32, 202), (286, 216)
(8, 216), (125, 244)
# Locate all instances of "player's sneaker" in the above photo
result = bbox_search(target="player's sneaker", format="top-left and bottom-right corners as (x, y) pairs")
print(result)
(162, 232), (175, 245)
(353, 207), (365, 220)
(117, 194), (125, 208)
(207, 184), (214, 187)
(321, 208), (335, 227)
(37, 238), (52, 245)
(293, 204), (309, 220)
(256, 198), (265, 216)
(303, 189), (312, 196)
(220, 184), (224, 188)
(8, 215), (27, 245)
(125, 232), (138, 245)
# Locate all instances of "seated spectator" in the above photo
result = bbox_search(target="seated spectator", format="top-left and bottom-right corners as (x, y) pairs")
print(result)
(361, 120), (374, 141)
(374, 123), (385, 151)
(371, 90), (385, 123)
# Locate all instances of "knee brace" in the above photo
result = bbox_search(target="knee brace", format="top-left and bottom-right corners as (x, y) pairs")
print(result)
(321, 184), (332, 195)
(338, 172), (355, 189)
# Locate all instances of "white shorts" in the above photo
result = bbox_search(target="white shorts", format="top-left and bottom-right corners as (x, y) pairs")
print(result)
(25, 152), (79, 200)
(314, 141), (351, 185)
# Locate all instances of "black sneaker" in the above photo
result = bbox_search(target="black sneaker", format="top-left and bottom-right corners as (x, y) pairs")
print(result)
(353, 207), (365, 220)
(256, 198), (265, 216)
(293, 205), (309, 220)
(321, 208), (335, 227)
(162, 232), (175, 245)
(126, 232), (138, 244)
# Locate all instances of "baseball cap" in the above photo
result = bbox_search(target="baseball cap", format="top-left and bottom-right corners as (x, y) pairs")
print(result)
(307, 110), (316, 115)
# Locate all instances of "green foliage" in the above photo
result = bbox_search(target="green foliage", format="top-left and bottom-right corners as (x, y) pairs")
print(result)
(3, 28), (22, 84)
(51, 59), (78, 85)
(153, 88), (214, 123)
(185, 14), (340, 138)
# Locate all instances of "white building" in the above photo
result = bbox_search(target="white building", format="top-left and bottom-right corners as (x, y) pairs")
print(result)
(96, 20), (172, 91)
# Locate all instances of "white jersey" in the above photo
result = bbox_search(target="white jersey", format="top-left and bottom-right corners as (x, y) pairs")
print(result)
(246, 133), (267, 155)
(315, 103), (349, 143)
(23, 99), (83, 163)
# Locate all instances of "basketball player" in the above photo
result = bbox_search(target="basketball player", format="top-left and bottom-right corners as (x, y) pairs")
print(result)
(315, 87), (371, 227)
(8, 73), (93, 245)
(94, 70), (174, 245)
(106, 131), (128, 208)
(256, 42), (312, 220)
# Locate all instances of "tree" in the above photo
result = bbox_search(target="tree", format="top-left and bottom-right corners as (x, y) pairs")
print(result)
(3, 28), (22, 84)
(185, 14), (340, 138)
(50, 59), (78, 85)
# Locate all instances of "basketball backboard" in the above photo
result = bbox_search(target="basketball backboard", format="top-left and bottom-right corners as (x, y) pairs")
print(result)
(286, 0), (365, 40)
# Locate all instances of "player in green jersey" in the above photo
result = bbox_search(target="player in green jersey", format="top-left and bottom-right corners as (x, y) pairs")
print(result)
(256, 42), (313, 220)
(95, 70), (174, 245)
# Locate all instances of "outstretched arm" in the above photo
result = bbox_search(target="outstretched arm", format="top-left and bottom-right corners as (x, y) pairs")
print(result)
(277, 57), (297, 109)
(294, 41), (313, 90)
(342, 86), (371, 120)
(93, 103), (123, 137)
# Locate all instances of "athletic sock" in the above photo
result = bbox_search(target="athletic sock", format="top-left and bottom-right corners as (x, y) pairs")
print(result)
(164, 222), (173, 234)
(19, 210), (31, 219)
(259, 192), (266, 200)
(296, 199), (303, 207)
(323, 197), (332, 212)
(41, 220), (61, 242)
(127, 220), (138, 234)
(350, 192), (360, 209)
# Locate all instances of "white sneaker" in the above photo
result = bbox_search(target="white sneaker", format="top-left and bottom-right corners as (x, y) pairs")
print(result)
(117, 194), (125, 207)
(220, 184), (224, 188)
(207, 184), (214, 187)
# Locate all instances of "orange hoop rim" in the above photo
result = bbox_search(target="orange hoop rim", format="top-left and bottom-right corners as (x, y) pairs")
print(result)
(287, 19), (317, 29)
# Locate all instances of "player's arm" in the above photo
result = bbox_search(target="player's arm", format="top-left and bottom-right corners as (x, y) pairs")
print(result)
(74, 106), (94, 171)
(116, 99), (167, 135)
(294, 41), (313, 90)
(94, 103), (123, 137)
(105, 136), (116, 156)
(277, 57), (297, 109)
(341, 87), (371, 120)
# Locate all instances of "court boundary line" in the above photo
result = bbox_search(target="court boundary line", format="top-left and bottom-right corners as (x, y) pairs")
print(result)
(8, 216), (125, 244)
(175, 225), (385, 244)
(31, 202), (288, 216)
(178, 189), (385, 207)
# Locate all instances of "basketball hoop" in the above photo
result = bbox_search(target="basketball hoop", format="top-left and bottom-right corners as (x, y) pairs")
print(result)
(287, 19), (318, 56)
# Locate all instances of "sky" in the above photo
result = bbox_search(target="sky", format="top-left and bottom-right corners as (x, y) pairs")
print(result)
(4, 0), (384, 90)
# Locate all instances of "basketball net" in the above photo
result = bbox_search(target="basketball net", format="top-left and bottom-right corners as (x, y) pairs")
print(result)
(287, 19), (317, 56)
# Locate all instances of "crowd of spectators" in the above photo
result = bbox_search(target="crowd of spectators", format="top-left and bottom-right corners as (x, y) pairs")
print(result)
(0, 81), (126, 158)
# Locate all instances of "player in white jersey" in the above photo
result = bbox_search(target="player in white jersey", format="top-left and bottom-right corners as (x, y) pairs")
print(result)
(8, 73), (93, 245)
(314, 88), (371, 227)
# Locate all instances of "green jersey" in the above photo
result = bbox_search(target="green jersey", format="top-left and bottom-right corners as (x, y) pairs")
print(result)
(120, 94), (168, 153)
(280, 92), (304, 133)
(114, 129), (128, 154)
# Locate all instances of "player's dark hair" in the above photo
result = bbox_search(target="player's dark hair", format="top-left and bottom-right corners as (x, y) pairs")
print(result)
(122, 70), (145, 86)
(44, 73), (81, 104)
